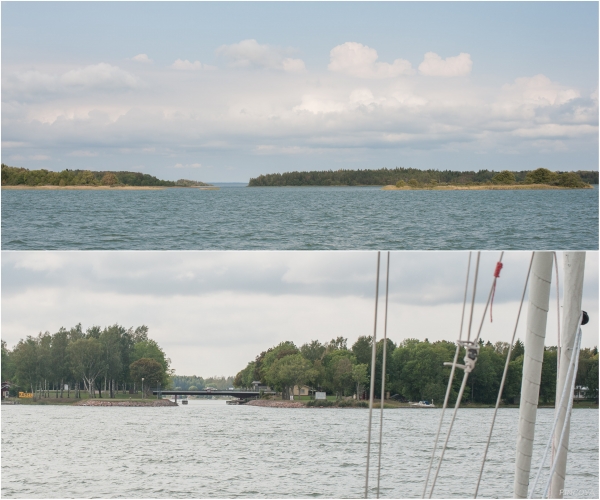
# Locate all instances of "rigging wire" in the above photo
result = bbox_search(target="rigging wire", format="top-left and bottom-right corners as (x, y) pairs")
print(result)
(421, 251), (473, 499)
(473, 252), (535, 498)
(527, 313), (584, 499)
(365, 251), (381, 499)
(376, 251), (391, 499)
(541, 323), (583, 500)
(428, 251), (505, 499)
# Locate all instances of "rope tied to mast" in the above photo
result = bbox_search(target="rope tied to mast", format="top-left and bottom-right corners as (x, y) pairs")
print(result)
(489, 261), (503, 322)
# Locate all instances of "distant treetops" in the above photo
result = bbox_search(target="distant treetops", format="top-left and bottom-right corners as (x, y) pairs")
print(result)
(248, 167), (596, 188)
(1, 164), (210, 187)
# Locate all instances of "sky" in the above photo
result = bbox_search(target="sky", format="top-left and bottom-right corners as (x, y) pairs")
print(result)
(1, 2), (598, 182)
(2, 251), (597, 378)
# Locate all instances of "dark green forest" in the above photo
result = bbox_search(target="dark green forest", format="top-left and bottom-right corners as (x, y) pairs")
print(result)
(248, 167), (597, 187)
(1, 164), (209, 187)
(234, 336), (599, 405)
(2, 324), (172, 399)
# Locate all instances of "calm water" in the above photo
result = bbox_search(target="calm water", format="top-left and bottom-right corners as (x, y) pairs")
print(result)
(1, 401), (597, 498)
(2, 186), (598, 250)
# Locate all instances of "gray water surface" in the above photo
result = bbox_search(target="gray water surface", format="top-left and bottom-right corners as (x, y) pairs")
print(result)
(1, 401), (597, 498)
(2, 186), (597, 250)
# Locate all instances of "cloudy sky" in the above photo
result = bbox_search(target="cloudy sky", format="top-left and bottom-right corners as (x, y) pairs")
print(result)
(2, 2), (598, 182)
(2, 251), (597, 377)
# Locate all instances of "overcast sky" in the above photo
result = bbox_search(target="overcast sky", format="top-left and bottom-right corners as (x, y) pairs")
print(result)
(2, 2), (598, 182)
(2, 251), (597, 377)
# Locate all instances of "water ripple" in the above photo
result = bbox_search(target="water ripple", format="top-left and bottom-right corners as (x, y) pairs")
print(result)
(2, 186), (598, 250)
(1, 402), (597, 498)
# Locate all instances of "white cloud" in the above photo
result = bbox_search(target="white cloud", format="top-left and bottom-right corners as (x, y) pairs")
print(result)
(1, 57), (596, 169)
(171, 59), (204, 71)
(328, 42), (415, 79)
(216, 39), (306, 73)
(3, 63), (139, 95)
(1, 141), (28, 149)
(172, 162), (203, 168)
(418, 52), (473, 77)
(131, 53), (153, 64)
(60, 63), (138, 88)
(68, 150), (98, 157)
(501, 74), (580, 106)
(281, 57), (306, 73)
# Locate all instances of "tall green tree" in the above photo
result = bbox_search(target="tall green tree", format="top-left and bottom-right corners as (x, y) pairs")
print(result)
(12, 336), (40, 397)
(68, 338), (105, 397)
(130, 358), (167, 397)
(51, 328), (71, 397)
(264, 353), (311, 400)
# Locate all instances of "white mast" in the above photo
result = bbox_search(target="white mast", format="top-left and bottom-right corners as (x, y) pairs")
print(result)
(549, 252), (586, 499)
(514, 252), (554, 498)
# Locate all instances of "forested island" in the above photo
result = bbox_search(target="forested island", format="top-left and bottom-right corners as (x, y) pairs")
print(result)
(1, 164), (213, 189)
(248, 167), (597, 189)
(234, 336), (599, 406)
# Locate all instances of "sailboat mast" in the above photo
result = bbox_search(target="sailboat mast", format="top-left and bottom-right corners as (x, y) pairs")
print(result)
(514, 252), (554, 499)
(549, 252), (586, 499)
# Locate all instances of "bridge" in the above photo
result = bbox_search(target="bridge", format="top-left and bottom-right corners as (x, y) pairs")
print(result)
(152, 389), (275, 399)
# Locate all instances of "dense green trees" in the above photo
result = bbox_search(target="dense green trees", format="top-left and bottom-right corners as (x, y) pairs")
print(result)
(2, 323), (171, 399)
(1, 164), (209, 187)
(248, 167), (596, 187)
(234, 336), (598, 404)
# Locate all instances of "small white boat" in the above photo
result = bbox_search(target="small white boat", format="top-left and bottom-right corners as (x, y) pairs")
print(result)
(411, 400), (435, 408)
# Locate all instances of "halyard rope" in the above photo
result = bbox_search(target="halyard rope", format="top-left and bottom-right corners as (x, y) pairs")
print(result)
(428, 252), (504, 498)
(421, 251), (473, 499)
(376, 251), (391, 499)
(473, 252), (534, 498)
(365, 251), (381, 498)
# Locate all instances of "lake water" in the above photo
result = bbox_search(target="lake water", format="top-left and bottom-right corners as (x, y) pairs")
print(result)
(1, 401), (597, 498)
(1, 186), (597, 250)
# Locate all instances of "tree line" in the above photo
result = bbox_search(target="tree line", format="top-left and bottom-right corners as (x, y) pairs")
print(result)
(1, 164), (209, 187)
(234, 336), (599, 404)
(248, 167), (597, 187)
(1, 324), (172, 399)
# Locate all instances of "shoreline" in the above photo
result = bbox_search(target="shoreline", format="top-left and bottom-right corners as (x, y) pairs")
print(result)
(381, 184), (591, 191)
(2, 185), (219, 191)
(246, 184), (594, 189)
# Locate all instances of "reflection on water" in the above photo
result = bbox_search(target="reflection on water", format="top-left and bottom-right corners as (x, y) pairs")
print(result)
(2, 186), (598, 250)
(1, 401), (597, 498)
